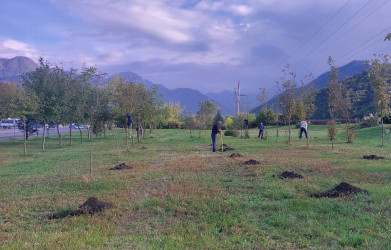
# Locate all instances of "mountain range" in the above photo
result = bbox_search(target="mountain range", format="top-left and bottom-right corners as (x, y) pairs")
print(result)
(251, 60), (368, 115)
(0, 56), (371, 117)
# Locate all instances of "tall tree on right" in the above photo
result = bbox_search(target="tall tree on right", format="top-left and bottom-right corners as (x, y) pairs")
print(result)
(367, 54), (391, 146)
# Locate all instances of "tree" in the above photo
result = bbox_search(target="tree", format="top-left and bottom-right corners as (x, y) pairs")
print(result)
(327, 57), (342, 149)
(7, 85), (39, 155)
(182, 114), (197, 137)
(297, 74), (317, 147)
(367, 54), (391, 146)
(196, 100), (217, 135)
(21, 58), (58, 151)
(257, 88), (269, 138)
(213, 109), (224, 124)
(160, 103), (182, 128)
(0, 82), (21, 119)
(276, 64), (297, 144)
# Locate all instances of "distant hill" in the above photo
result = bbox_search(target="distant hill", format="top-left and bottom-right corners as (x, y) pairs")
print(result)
(0, 56), (38, 82)
(251, 60), (367, 114)
(311, 71), (374, 119)
(110, 71), (212, 114)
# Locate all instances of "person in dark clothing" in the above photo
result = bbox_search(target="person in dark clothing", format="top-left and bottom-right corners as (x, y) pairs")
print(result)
(258, 122), (264, 139)
(211, 121), (222, 152)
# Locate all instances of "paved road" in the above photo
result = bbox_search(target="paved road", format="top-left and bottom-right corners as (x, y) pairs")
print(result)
(0, 127), (83, 140)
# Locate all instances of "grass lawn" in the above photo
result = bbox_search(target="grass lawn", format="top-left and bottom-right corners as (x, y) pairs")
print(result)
(1, 125), (391, 248)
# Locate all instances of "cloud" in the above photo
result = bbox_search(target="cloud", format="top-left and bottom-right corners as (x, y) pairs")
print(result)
(0, 39), (39, 59)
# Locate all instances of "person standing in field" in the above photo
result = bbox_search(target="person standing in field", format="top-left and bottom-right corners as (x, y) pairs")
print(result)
(299, 120), (308, 139)
(258, 122), (264, 139)
(211, 121), (222, 152)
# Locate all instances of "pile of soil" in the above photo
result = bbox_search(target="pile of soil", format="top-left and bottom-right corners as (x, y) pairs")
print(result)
(140, 146), (148, 150)
(229, 153), (243, 158)
(279, 171), (303, 179)
(110, 163), (133, 170)
(311, 182), (369, 198)
(363, 155), (385, 160)
(47, 197), (112, 219)
(221, 144), (235, 152)
(244, 159), (259, 165)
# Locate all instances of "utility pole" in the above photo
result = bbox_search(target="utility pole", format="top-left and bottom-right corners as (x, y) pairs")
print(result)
(234, 81), (246, 115)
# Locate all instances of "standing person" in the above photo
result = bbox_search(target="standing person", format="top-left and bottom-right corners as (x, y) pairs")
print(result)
(258, 122), (264, 139)
(299, 120), (308, 139)
(211, 121), (222, 152)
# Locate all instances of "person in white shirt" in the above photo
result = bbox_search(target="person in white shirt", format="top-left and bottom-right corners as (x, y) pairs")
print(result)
(299, 120), (308, 139)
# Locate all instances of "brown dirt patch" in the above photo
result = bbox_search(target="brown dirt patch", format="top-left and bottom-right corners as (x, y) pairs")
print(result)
(140, 146), (148, 150)
(279, 171), (303, 179)
(229, 153), (243, 158)
(47, 197), (112, 219)
(244, 159), (260, 165)
(363, 155), (385, 160)
(311, 182), (369, 198)
(110, 163), (133, 170)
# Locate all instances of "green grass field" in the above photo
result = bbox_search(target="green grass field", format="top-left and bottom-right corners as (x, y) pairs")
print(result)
(1, 125), (391, 249)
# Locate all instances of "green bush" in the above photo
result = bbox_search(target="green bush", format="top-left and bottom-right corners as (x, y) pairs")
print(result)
(224, 130), (239, 137)
(360, 116), (378, 128)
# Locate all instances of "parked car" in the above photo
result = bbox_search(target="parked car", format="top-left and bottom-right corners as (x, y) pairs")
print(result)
(1, 118), (20, 129)
(69, 123), (88, 129)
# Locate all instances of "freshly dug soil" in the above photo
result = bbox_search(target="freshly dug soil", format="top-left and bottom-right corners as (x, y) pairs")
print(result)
(244, 159), (259, 165)
(363, 155), (385, 160)
(73, 197), (113, 216)
(110, 163), (133, 170)
(229, 153), (243, 158)
(279, 171), (303, 179)
(47, 197), (112, 219)
(311, 182), (369, 198)
(221, 144), (235, 152)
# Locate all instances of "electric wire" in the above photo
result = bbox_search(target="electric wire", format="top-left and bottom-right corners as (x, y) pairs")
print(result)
(291, 0), (373, 71)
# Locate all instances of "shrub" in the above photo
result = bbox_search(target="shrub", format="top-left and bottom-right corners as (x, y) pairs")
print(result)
(360, 116), (378, 128)
(347, 126), (355, 143)
(327, 121), (338, 141)
(224, 130), (239, 137)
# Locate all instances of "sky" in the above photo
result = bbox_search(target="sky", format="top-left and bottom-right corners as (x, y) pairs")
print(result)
(0, 0), (390, 94)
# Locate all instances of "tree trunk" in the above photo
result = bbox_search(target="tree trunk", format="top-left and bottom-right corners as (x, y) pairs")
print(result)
(276, 122), (279, 142)
(23, 121), (27, 155)
(89, 136), (93, 180)
(42, 122), (46, 151)
(57, 120), (62, 147)
(78, 126), (83, 144)
(69, 125), (72, 146)
(381, 117), (384, 146)
(288, 121), (291, 144)
(88, 126), (91, 141)
(126, 126), (129, 151)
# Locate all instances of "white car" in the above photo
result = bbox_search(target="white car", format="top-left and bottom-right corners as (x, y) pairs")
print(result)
(1, 118), (20, 129)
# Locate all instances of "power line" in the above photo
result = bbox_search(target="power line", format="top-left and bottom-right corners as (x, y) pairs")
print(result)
(291, 0), (373, 71)
(311, 25), (391, 76)
(319, 0), (389, 53)
(248, 0), (352, 87)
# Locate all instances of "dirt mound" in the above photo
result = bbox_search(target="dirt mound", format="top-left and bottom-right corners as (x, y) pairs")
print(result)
(279, 171), (303, 179)
(110, 163), (133, 170)
(47, 197), (112, 219)
(363, 155), (384, 160)
(311, 182), (369, 198)
(229, 153), (243, 158)
(140, 146), (148, 150)
(221, 144), (235, 152)
(244, 159), (259, 165)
